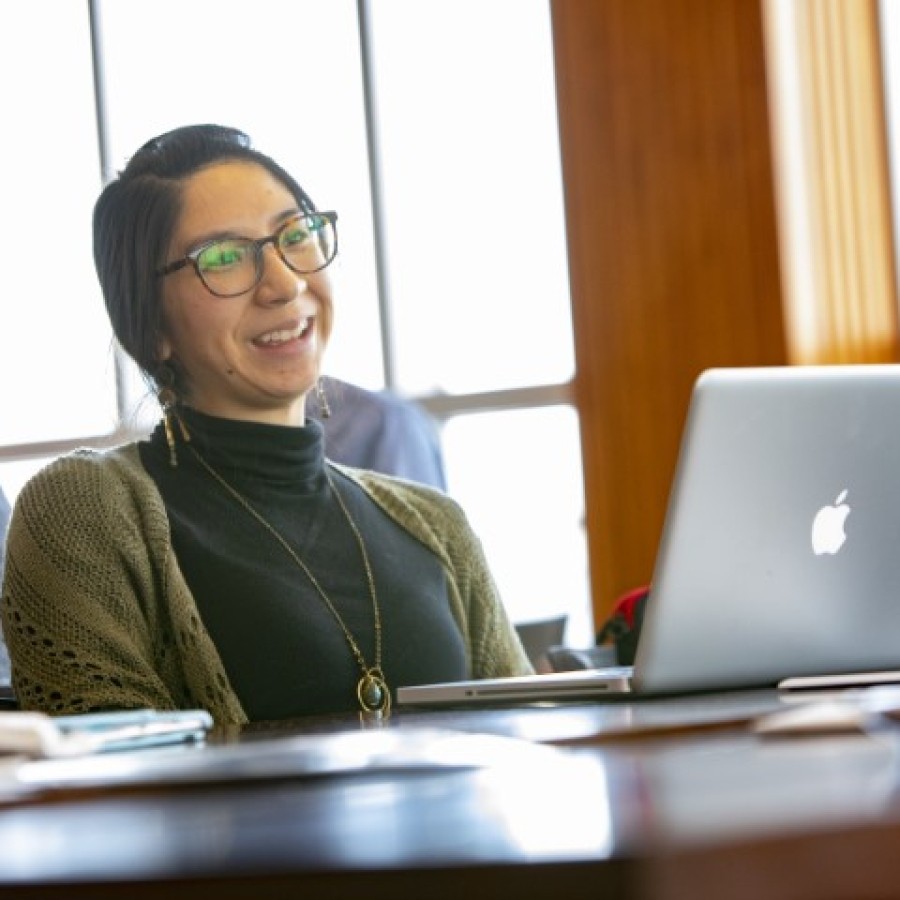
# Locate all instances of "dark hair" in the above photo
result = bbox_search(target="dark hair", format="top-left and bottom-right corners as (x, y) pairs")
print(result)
(92, 124), (318, 392)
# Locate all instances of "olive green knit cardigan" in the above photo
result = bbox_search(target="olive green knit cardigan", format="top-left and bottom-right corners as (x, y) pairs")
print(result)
(1, 444), (532, 723)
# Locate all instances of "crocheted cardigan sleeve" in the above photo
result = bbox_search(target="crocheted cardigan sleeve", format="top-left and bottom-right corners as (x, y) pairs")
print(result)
(1, 446), (532, 722)
(1, 448), (244, 719)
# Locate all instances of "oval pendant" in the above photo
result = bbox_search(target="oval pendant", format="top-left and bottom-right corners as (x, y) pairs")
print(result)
(357, 669), (390, 715)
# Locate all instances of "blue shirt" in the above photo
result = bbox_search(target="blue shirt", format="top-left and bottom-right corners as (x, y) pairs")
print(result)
(0, 486), (10, 683)
(309, 378), (447, 491)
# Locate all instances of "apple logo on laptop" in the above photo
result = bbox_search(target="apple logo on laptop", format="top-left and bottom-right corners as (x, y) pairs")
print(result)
(811, 489), (850, 555)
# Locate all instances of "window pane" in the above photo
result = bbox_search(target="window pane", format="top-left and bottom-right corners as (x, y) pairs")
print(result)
(369, 0), (575, 395)
(442, 407), (592, 646)
(0, 457), (58, 505)
(97, 0), (383, 388)
(0, 4), (117, 445)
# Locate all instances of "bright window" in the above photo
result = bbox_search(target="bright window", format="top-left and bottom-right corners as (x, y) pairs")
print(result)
(367, 0), (575, 395)
(0, 3), (115, 448)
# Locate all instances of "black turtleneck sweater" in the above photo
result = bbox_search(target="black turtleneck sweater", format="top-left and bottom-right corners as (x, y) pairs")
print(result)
(139, 408), (467, 720)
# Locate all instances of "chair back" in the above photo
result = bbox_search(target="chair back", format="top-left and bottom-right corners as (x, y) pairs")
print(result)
(514, 615), (568, 671)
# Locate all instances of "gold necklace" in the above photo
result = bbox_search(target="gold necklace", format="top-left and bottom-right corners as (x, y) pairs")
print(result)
(187, 444), (390, 716)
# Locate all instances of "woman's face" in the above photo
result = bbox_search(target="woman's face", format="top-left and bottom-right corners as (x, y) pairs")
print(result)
(159, 160), (333, 426)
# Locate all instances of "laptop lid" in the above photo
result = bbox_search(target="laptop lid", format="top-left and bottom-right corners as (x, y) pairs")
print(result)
(634, 364), (900, 693)
(398, 365), (900, 708)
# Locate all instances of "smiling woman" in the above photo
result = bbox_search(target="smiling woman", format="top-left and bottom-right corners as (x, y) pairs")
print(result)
(1, 124), (532, 724)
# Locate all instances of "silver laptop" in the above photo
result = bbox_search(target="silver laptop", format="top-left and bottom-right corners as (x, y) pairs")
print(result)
(398, 365), (900, 707)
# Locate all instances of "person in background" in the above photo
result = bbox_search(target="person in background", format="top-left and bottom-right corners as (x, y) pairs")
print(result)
(310, 376), (447, 491)
(0, 486), (9, 685)
(0, 486), (9, 582)
(0, 124), (530, 723)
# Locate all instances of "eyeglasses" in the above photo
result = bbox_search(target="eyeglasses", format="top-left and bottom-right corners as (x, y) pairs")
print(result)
(158, 210), (338, 298)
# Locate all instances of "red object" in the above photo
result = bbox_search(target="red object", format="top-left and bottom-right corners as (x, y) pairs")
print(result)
(610, 585), (650, 627)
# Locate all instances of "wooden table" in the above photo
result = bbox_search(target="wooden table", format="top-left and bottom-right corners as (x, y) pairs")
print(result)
(2, 689), (900, 899)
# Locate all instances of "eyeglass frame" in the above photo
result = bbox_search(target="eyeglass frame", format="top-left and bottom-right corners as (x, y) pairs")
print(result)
(157, 210), (339, 298)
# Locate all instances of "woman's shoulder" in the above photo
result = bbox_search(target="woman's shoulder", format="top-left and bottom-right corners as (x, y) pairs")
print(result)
(9, 441), (172, 563)
(331, 463), (475, 554)
(333, 464), (460, 515)
(22, 443), (143, 489)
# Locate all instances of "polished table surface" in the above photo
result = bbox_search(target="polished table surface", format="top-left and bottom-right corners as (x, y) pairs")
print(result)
(3, 688), (900, 899)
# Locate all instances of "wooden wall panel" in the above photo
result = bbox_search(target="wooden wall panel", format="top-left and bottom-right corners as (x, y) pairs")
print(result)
(764, 0), (900, 364)
(551, 0), (788, 623)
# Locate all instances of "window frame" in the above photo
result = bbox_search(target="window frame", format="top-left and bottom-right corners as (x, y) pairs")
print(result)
(1, 0), (576, 462)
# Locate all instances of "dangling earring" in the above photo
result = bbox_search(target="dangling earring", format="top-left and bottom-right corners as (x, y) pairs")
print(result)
(157, 363), (190, 467)
(316, 377), (332, 419)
